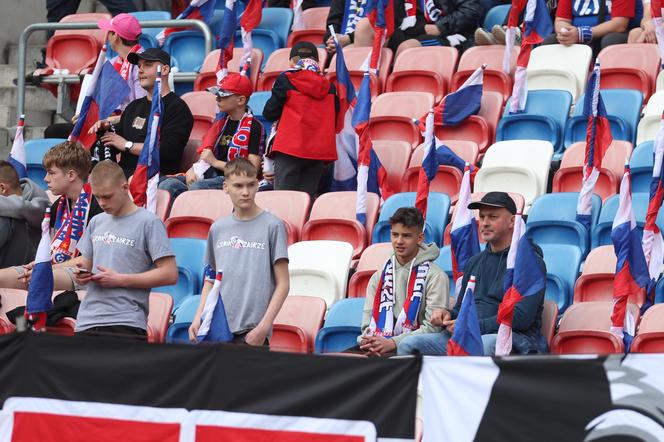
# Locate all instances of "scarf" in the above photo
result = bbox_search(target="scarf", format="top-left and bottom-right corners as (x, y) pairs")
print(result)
(112, 44), (141, 81)
(294, 58), (321, 74)
(368, 256), (430, 337)
(341, 0), (368, 34)
(401, 0), (418, 29)
(50, 183), (93, 264)
(423, 0), (443, 23)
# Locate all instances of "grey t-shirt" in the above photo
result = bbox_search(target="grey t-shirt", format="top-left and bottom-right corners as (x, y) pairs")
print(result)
(75, 207), (174, 332)
(205, 210), (288, 334)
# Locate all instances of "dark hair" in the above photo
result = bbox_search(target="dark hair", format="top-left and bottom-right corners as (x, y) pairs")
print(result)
(389, 207), (424, 230)
(0, 160), (20, 190)
(110, 31), (140, 47)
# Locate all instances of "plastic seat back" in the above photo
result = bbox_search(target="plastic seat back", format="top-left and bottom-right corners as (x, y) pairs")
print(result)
(170, 237), (207, 293)
(255, 190), (311, 243)
(258, 47), (327, 91)
(167, 294), (201, 342)
(643, 90), (664, 116)
(540, 244), (582, 313)
(0, 289), (28, 326)
(248, 91), (273, 134)
(148, 292), (174, 343)
(168, 189), (234, 220)
(541, 300), (559, 348)
(163, 30), (207, 72)
(46, 34), (98, 73)
(195, 48), (263, 91)
(373, 140), (411, 193)
(451, 46), (517, 103)
(258, 7), (293, 46)
(56, 13), (111, 47)
(130, 10), (171, 39)
(327, 47), (393, 95)
(155, 189), (171, 221)
(314, 297), (365, 353)
(598, 43), (660, 100)
(629, 141), (654, 193)
(527, 44), (593, 101)
(483, 4), (511, 29)
(348, 243), (393, 297)
(181, 91), (216, 141)
(631, 304), (664, 353)
(370, 92), (434, 148)
(434, 245), (455, 295)
(286, 7), (330, 46)
(272, 295), (326, 353)
(592, 193), (649, 248)
(25, 138), (67, 189)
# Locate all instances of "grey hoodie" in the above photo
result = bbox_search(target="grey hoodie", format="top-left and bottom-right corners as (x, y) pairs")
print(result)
(361, 243), (449, 345)
(0, 178), (49, 229)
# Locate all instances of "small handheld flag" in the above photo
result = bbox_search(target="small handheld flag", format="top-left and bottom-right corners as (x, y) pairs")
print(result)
(448, 276), (483, 356)
(197, 271), (233, 342)
(25, 208), (55, 331)
(8, 115), (26, 179)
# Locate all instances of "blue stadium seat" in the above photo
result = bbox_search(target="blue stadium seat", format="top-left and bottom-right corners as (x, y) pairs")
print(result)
(130, 10), (171, 39)
(564, 89), (643, 148)
(434, 245), (455, 295)
(25, 138), (67, 189)
(592, 192), (650, 248)
(166, 294), (201, 343)
(314, 298), (364, 353)
(526, 192), (601, 256)
(248, 91), (272, 133)
(483, 4), (511, 30)
(155, 238), (206, 309)
(235, 29), (280, 69)
(540, 244), (582, 313)
(656, 278), (664, 304)
(258, 7), (293, 47)
(371, 192), (451, 246)
(497, 90), (572, 153)
(163, 30), (206, 72)
(138, 33), (159, 50)
(630, 141), (654, 193)
(155, 269), (196, 312)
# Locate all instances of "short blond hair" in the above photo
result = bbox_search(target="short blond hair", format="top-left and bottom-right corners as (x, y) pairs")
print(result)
(42, 141), (92, 181)
(89, 160), (127, 186)
(223, 157), (258, 179)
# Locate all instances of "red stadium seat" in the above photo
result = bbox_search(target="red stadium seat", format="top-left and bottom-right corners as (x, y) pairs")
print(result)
(165, 190), (234, 238)
(148, 292), (174, 343)
(286, 7), (330, 47)
(45, 34), (99, 74)
(541, 300), (559, 348)
(550, 301), (640, 354)
(573, 245), (646, 306)
(369, 92), (434, 149)
(347, 243), (393, 297)
(450, 46), (519, 103)
(179, 140), (201, 173)
(271, 295), (326, 353)
(553, 141), (632, 201)
(155, 189), (171, 222)
(386, 46), (459, 103)
(373, 140), (411, 193)
(0, 289), (27, 334)
(255, 190), (311, 244)
(194, 48), (264, 91)
(327, 46), (393, 97)
(257, 47), (328, 91)
(57, 13), (112, 48)
(181, 91), (217, 141)
(598, 44), (661, 100)
(631, 304), (664, 353)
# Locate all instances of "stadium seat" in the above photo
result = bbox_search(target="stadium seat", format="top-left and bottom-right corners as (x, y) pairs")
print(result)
(257, 7), (293, 47)
(630, 141), (654, 193)
(550, 301), (640, 354)
(347, 242), (393, 298)
(552, 141), (632, 201)
(450, 45), (518, 103)
(631, 304), (664, 352)
(563, 89), (643, 147)
(636, 92), (664, 145)
(475, 140), (553, 210)
(181, 91), (217, 141)
(155, 189), (171, 222)
(154, 267), (197, 312)
(257, 47), (328, 91)
(57, 13), (111, 48)
(287, 240), (353, 307)
(592, 193), (649, 248)
(434, 245), (456, 295)
(369, 92), (434, 149)
(372, 192), (451, 246)
(314, 297), (365, 353)
(148, 292), (174, 344)
(271, 295), (326, 353)
(483, 4), (511, 30)
(373, 140), (411, 193)
(541, 300), (559, 348)
(301, 191), (379, 258)
(166, 294), (200, 342)
(385, 46), (459, 103)
(130, 10), (171, 39)
(24, 138), (67, 189)
(286, 7), (330, 47)
(247, 91), (273, 134)
(163, 237), (207, 308)
(194, 48), (264, 91)
(235, 29), (281, 70)
(574, 245), (646, 306)
(0, 289), (27, 334)
(45, 34), (99, 74)
(527, 44), (593, 101)
(540, 244), (583, 313)
(163, 30), (207, 72)
(327, 47), (393, 96)
(526, 193), (600, 257)
(180, 139), (201, 173)
(497, 89), (573, 152)
(597, 43), (660, 100)
(255, 190), (311, 244)
(165, 190), (233, 238)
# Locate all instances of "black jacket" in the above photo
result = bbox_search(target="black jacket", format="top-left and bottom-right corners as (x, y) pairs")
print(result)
(431, 0), (481, 37)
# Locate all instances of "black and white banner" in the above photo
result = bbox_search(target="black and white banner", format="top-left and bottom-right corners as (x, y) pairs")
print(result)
(422, 355), (664, 441)
(0, 333), (420, 441)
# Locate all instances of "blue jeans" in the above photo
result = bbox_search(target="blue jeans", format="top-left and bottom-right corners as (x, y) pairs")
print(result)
(396, 331), (498, 356)
(158, 175), (225, 200)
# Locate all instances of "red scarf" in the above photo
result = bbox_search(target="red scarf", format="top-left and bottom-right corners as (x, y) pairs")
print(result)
(112, 44), (141, 81)
(198, 112), (254, 161)
(50, 183), (93, 264)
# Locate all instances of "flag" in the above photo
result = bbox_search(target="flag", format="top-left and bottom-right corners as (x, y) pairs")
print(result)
(576, 61), (612, 231)
(157, 0), (216, 44)
(610, 165), (650, 351)
(292, 0), (305, 30)
(641, 112), (664, 312)
(7, 115), (26, 179)
(196, 272), (233, 342)
(215, 0), (238, 81)
(447, 276), (483, 356)
(25, 208), (54, 332)
(450, 164), (481, 295)
(69, 46), (131, 149)
(426, 65), (484, 127)
(365, 0), (395, 71)
(415, 109), (437, 219)
(129, 66), (162, 213)
(237, 0), (262, 78)
(495, 212), (545, 356)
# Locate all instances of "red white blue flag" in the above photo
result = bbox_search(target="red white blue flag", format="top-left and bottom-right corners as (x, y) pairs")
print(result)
(129, 66), (162, 213)
(610, 165), (650, 350)
(450, 164), (481, 295)
(25, 208), (54, 331)
(157, 0), (216, 44)
(197, 271), (233, 342)
(365, 0), (395, 69)
(433, 65), (484, 126)
(447, 276), (483, 356)
(7, 115), (26, 179)
(415, 109), (437, 219)
(213, 0), (261, 82)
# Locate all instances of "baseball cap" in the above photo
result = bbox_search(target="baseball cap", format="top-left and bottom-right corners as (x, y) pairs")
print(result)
(98, 13), (142, 41)
(468, 192), (517, 215)
(127, 48), (171, 66)
(289, 41), (319, 62)
(207, 72), (253, 98)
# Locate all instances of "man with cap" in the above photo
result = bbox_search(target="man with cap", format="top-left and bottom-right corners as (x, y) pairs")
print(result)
(158, 73), (265, 200)
(93, 48), (194, 179)
(263, 41), (339, 199)
(397, 191), (548, 356)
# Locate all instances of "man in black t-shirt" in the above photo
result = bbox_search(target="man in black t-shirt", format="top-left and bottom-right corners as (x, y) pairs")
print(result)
(159, 72), (264, 200)
(92, 48), (194, 178)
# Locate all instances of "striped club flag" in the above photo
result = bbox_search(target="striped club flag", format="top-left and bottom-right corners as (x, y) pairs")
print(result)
(450, 164), (481, 295)
(197, 272), (233, 342)
(447, 276), (483, 356)
(157, 0), (216, 44)
(8, 115), (26, 179)
(25, 208), (54, 331)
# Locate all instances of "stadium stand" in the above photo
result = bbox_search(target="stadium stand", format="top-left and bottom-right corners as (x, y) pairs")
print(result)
(369, 91), (434, 149)
(450, 45), (517, 103)
(347, 242), (393, 298)
(631, 304), (664, 353)
(597, 43), (660, 100)
(271, 295), (326, 353)
(527, 44), (593, 101)
(286, 6), (329, 47)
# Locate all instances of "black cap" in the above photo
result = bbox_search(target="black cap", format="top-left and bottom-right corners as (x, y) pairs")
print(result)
(127, 48), (171, 66)
(289, 41), (319, 62)
(468, 192), (517, 215)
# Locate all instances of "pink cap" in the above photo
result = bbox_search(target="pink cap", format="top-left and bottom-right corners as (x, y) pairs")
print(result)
(98, 13), (141, 41)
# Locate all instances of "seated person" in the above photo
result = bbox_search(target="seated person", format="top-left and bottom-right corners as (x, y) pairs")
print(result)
(628, 0), (655, 43)
(323, 0), (369, 54)
(351, 0), (426, 53)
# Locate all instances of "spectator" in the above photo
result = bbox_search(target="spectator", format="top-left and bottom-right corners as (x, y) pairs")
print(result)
(92, 48), (193, 179)
(263, 42), (339, 199)
(46, 0), (136, 27)
(268, 0), (318, 9)
(0, 161), (50, 267)
(159, 73), (264, 200)
(397, 192), (547, 356)
(188, 159), (290, 346)
(358, 207), (449, 357)
(72, 160), (177, 340)
(351, 0), (426, 53)
(323, 0), (370, 54)
(628, 0), (655, 43)
(0, 141), (102, 290)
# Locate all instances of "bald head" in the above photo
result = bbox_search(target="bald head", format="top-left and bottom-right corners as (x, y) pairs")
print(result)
(89, 160), (127, 187)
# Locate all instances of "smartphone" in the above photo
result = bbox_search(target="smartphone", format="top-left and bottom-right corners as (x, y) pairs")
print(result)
(74, 267), (91, 275)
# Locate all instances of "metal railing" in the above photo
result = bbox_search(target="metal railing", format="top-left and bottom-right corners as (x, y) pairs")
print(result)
(16, 19), (214, 117)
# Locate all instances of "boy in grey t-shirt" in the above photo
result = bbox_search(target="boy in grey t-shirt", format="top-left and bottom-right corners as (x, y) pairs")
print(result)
(189, 158), (289, 346)
(72, 161), (178, 339)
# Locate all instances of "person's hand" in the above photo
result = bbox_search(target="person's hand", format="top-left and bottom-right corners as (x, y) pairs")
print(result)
(100, 132), (127, 150)
(188, 317), (201, 342)
(244, 323), (269, 346)
(557, 26), (579, 45)
(71, 114), (79, 125)
(359, 335), (396, 356)
(89, 265), (123, 287)
(424, 24), (440, 35)
(199, 149), (217, 166)
(72, 264), (93, 285)
(88, 119), (110, 135)
(263, 170), (274, 183)
(185, 168), (198, 185)
(430, 308), (450, 327)
(443, 318), (456, 334)
(641, 21), (657, 43)
(18, 261), (35, 284)
(325, 36), (337, 53)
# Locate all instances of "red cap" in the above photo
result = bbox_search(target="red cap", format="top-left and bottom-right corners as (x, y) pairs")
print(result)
(98, 13), (142, 41)
(207, 72), (253, 98)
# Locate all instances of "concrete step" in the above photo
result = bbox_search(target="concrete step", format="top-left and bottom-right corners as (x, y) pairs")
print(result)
(24, 126), (47, 140)
(0, 128), (9, 155)
(0, 105), (53, 127)
(7, 43), (46, 69)
(0, 65), (17, 88)
(0, 85), (57, 111)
